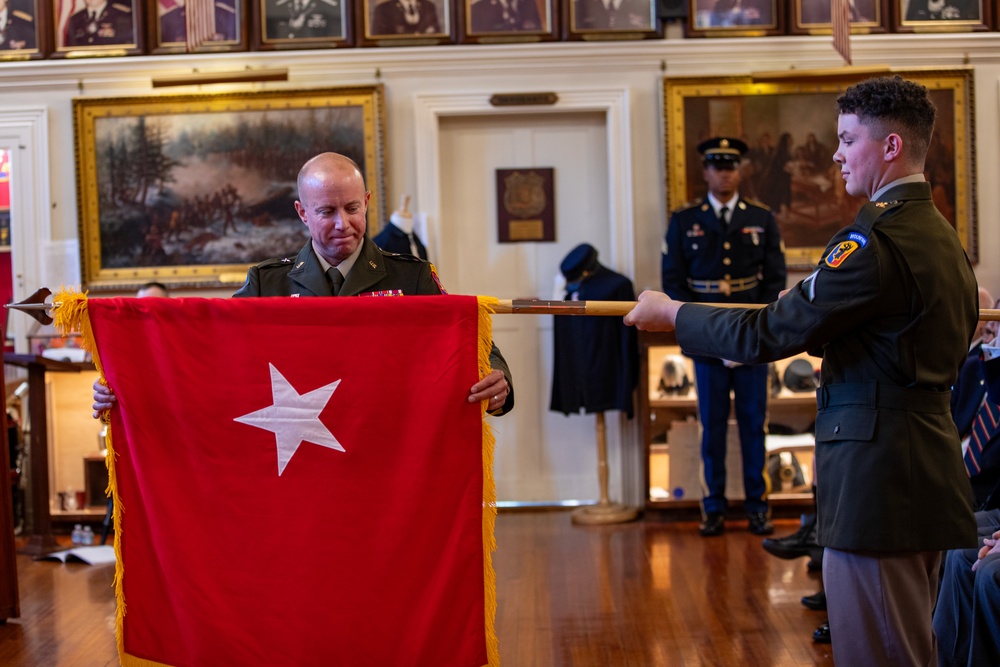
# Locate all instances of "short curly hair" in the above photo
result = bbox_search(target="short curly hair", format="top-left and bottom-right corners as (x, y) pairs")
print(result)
(837, 75), (936, 161)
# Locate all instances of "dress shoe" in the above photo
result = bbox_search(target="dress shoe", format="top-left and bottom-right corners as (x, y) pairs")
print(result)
(807, 555), (823, 572)
(813, 620), (831, 644)
(699, 512), (725, 537)
(801, 590), (827, 611)
(762, 516), (818, 559)
(746, 511), (774, 535)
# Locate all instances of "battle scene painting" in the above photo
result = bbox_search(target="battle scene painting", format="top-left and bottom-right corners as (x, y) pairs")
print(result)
(663, 71), (975, 268)
(73, 86), (386, 290)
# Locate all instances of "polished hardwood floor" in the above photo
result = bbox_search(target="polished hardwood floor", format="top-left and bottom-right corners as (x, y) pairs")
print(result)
(0, 512), (834, 666)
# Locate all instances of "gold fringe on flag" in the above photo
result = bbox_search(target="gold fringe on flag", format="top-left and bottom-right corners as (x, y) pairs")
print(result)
(477, 296), (500, 667)
(50, 288), (148, 666)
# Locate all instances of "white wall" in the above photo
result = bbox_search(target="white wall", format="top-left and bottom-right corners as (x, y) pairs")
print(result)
(2, 31), (999, 503)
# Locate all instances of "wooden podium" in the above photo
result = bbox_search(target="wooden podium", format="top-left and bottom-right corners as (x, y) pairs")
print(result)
(4, 354), (90, 556)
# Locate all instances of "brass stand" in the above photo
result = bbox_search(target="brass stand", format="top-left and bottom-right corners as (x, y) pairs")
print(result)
(572, 412), (639, 525)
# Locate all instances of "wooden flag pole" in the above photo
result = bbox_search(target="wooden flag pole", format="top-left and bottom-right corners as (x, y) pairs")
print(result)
(492, 299), (1000, 322)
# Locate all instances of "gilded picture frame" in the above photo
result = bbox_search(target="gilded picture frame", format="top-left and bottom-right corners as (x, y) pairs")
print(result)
(564, 0), (663, 39)
(686, 0), (783, 36)
(150, 0), (248, 54)
(51, 0), (144, 57)
(0, 0), (48, 60)
(73, 85), (388, 291)
(662, 69), (976, 269)
(359, 0), (454, 45)
(459, 0), (558, 43)
(252, 0), (353, 50)
(788, 0), (888, 34)
(893, 0), (991, 32)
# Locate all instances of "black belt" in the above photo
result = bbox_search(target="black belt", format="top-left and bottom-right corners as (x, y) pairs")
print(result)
(687, 276), (758, 296)
(817, 382), (951, 414)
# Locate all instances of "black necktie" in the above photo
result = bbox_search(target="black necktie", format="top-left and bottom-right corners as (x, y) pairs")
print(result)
(719, 206), (729, 226)
(326, 268), (344, 296)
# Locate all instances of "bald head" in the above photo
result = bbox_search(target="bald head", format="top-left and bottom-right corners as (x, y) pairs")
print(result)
(294, 152), (371, 266)
(297, 153), (365, 201)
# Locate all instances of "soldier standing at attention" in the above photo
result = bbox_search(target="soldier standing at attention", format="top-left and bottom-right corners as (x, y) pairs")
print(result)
(661, 136), (787, 537)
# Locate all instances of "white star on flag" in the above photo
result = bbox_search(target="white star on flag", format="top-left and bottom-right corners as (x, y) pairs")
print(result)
(234, 363), (344, 476)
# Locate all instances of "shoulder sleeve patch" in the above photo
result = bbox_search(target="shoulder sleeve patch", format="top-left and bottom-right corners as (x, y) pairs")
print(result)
(824, 241), (861, 268)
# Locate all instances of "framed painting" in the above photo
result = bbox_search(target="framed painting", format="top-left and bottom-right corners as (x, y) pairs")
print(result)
(151, 0), (247, 53)
(662, 69), (976, 268)
(893, 0), (991, 31)
(252, 0), (353, 49)
(686, 0), (783, 35)
(0, 0), (49, 60)
(359, 0), (455, 45)
(564, 0), (662, 38)
(788, 0), (888, 33)
(459, 0), (558, 42)
(73, 85), (388, 291)
(51, 0), (143, 56)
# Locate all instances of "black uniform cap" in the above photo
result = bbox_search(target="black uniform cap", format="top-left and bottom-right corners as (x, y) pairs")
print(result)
(560, 243), (600, 283)
(698, 137), (748, 167)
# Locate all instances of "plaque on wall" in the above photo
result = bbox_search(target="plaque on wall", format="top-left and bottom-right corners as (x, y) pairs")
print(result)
(495, 167), (555, 243)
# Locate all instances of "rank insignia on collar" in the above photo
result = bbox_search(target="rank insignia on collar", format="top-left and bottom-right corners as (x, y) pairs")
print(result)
(738, 201), (746, 210)
(369, 260), (377, 269)
(296, 261), (305, 268)
(874, 202), (889, 208)
(701, 204), (710, 212)
(824, 240), (860, 268)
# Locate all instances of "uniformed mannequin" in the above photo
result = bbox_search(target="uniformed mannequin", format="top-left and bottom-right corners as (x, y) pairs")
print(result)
(551, 243), (638, 524)
(551, 243), (637, 417)
(371, 194), (428, 260)
(661, 136), (787, 537)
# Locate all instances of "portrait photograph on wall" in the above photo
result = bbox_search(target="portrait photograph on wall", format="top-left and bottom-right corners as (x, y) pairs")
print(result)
(73, 85), (387, 290)
(0, 0), (47, 59)
(686, 0), (783, 36)
(893, 0), (990, 31)
(564, 0), (663, 39)
(253, 0), (352, 49)
(52, 0), (143, 56)
(789, 0), (887, 33)
(662, 69), (976, 267)
(459, 0), (557, 42)
(360, 0), (453, 44)
(152, 0), (247, 53)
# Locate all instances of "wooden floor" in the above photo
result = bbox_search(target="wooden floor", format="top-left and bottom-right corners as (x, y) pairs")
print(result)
(0, 512), (834, 666)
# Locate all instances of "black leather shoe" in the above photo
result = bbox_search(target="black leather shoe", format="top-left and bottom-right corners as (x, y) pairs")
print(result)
(747, 511), (774, 535)
(813, 621), (831, 644)
(801, 590), (827, 611)
(762, 516), (818, 559)
(699, 512), (725, 537)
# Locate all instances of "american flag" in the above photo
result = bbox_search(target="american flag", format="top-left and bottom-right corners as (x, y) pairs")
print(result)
(832, 0), (852, 65)
(185, 0), (217, 51)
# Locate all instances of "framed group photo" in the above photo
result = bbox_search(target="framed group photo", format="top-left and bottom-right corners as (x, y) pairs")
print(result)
(152, 0), (248, 53)
(73, 85), (388, 291)
(459, 0), (558, 42)
(0, 0), (47, 59)
(360, 0), (454, 45)
(788, 0), (888, 34)
(662, 69), (976, 268)
(51, 0), (143, 56)
(252, 0), (353, 49)
(564, 0), (662, 39)
(686, 0), (783, 36)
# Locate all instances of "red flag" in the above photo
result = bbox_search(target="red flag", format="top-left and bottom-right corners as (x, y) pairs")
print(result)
(69, 294), (498, 667)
